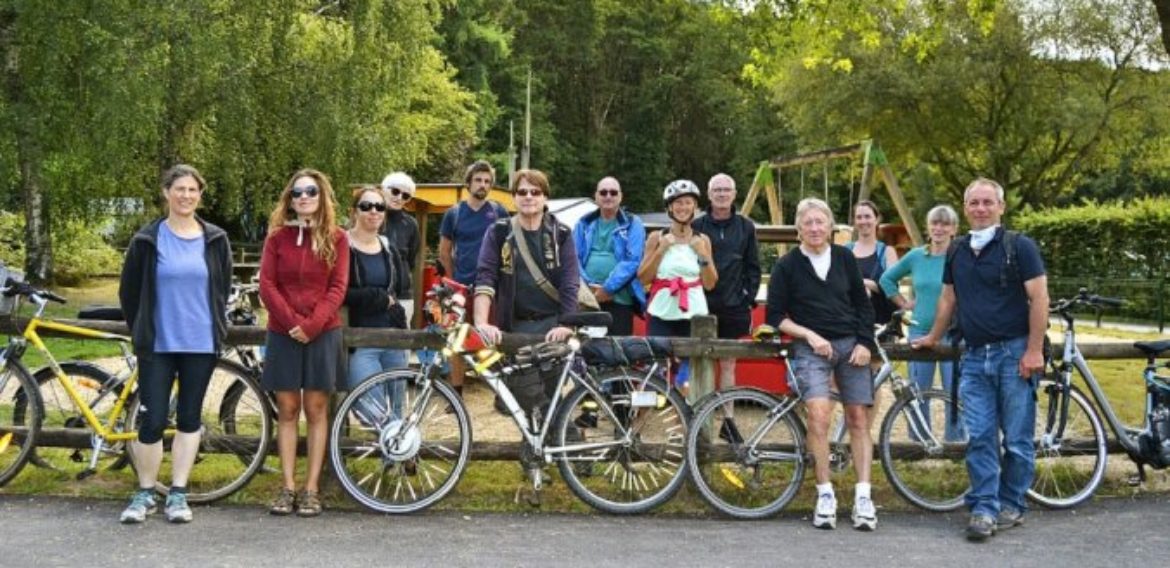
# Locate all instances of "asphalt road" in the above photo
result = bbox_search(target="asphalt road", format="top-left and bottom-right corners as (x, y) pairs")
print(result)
(1, 494), (1167, 567)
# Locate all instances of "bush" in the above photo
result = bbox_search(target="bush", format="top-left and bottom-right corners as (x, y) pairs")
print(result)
(0, 211), (124, 285)
(1015, 198), (1170, 322)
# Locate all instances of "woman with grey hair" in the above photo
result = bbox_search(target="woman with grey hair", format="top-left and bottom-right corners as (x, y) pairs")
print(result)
(879, 204), (965, 441)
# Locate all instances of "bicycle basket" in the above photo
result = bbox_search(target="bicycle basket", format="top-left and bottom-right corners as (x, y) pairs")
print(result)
(0, 263), (25, 317)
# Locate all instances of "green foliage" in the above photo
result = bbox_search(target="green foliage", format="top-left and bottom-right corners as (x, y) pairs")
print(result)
(0, 211), (122, 285)
(1016, 197), (1170, 320)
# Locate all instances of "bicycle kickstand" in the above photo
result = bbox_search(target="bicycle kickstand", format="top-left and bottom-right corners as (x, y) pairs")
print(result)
(76, 436), (111, 481)
(1127, 463), (1147, 487)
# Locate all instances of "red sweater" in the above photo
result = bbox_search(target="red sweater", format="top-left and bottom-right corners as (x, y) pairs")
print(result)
(259, 225), (350, 341)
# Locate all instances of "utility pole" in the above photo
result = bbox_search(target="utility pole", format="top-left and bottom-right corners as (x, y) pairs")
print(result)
(507, 120), (516, 189)
(521, 68), (531, 170)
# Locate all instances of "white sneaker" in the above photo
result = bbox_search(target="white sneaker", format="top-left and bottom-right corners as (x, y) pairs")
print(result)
(852, 496), (877, 531)
(119, 490), (157, 524)
(813, 493), (837, 529)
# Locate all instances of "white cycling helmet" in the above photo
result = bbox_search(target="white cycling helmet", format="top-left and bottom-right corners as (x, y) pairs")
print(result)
(662, 179), (700, 206)
(381, 171), (416, 196)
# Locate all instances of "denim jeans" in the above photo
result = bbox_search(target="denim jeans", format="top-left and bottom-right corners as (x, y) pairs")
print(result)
(347, 347), (408, 424)
(907, 330), (965, 442)
(959, 336), (1037, 517)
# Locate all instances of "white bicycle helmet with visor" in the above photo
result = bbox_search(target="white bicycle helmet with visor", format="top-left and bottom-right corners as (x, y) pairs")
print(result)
(662, 179), (700, 206)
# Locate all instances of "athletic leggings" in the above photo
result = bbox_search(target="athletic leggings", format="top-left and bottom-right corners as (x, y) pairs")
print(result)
(135, 353), (217, 444)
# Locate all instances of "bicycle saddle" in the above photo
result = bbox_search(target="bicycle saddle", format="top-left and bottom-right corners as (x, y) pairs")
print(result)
(1134, 340), (1170, 357)
(559, 311), (612, 328)
(77, 306), (124, 321)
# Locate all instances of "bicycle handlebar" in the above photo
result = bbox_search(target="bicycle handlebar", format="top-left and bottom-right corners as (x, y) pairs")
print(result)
(3, 277), (66, 304)
(1050, 287), (1123, 313)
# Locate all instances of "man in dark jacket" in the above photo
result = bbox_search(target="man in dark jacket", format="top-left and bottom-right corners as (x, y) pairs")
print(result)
(692, 173), (761, 401)
(473, 168), (578, 343)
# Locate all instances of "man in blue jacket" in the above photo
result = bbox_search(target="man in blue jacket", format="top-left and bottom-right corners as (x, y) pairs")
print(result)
(572, 176), (647, 336)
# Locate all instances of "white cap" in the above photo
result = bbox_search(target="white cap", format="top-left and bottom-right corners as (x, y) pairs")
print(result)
(381, 172), (416, 196)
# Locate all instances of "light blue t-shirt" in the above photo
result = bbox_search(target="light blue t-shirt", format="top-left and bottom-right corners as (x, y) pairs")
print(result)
(878, 246), (945, 335)
(583, 219), (633, 306)
(153, 222), (214, 353)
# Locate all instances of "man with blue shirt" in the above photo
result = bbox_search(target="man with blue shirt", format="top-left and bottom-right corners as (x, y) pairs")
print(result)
(914, 177), (1049, 542)
(439, 160), (507, 400)
(573, 176), (646, 336)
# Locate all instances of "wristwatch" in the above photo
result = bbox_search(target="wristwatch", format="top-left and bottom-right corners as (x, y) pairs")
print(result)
(697, 257), (711, 268)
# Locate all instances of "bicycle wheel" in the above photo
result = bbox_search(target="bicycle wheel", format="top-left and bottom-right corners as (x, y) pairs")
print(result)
(554, 373), (690, 514)
(685, 387), (806, 519)
(24, 362), (131, 475)
(148, 360), (273, 503)
(0, 358), (41, 486)
(330, 369), (471, 514)
(211, 360), (276, 472)
(879, 389), (969, 512)
(1028, 379), (1107, 509)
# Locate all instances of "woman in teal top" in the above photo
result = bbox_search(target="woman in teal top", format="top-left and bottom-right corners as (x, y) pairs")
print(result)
(879, 204), (964, 441)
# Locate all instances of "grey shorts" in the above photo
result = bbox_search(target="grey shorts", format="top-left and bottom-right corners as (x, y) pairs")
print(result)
(789, 337), (874, 405)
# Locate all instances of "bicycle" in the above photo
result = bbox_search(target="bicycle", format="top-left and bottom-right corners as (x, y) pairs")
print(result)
(684, 311), (968, 518)
(0, 278), (272, 502)
(1029, 288), (1170, 508)
(328, 278), (691, 514)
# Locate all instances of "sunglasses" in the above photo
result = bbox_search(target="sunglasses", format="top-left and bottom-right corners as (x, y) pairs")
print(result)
(513, 188), (545, 198)
(597, 189), (620, 197)
(357, 201), (387, 213)
(291, 186), (320, 199)
(386, 187), (412, 200)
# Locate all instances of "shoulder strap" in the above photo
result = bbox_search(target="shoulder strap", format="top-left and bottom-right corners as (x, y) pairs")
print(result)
(1000, 229), (1020, 288)
(510, 217), (560, 302)
(875, 241), (888, 271)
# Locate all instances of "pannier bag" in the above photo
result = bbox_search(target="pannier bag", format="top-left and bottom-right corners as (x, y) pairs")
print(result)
(0, 263), (26, 317)
(580, 337), (673, 368)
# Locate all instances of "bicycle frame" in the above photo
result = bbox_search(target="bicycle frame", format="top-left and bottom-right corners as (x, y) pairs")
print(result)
(1049, 314), (1145, 457)
(4, 294), (160, 468)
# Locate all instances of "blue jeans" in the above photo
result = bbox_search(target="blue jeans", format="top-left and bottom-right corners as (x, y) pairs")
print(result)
(348, 348), (408, 424)
(907, 330), (965, 442)
(959, 336), (1037, 517)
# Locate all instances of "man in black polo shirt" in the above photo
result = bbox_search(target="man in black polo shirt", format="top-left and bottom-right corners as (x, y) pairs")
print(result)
(915, 177), (1049, 542)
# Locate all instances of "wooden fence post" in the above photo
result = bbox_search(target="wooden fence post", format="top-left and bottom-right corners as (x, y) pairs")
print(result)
(689, 315), (717, 405)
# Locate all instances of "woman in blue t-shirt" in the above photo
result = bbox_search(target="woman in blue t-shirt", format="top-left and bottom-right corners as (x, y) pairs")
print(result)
(879, 204), (964, 441)
(118, 164), (232, 524)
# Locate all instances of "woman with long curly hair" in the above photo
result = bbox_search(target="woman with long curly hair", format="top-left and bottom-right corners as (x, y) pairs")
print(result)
(258, 168), (349, 517)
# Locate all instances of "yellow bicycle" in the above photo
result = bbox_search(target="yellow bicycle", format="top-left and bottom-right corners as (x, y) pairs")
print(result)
(0, 278), (272, 502)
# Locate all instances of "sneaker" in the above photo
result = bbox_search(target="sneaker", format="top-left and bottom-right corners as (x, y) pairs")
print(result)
(851, 496), (877, 531)
(813, 493), (837, 529)
(165, 491), (193, 524)
(719, 418), (744, 445)
(268, 488), (296, 516)
(966, 514), (996, 541)
(296, 490), (322, 517)
(996, 507), (1024, 531)
(119, 489), (157, 524)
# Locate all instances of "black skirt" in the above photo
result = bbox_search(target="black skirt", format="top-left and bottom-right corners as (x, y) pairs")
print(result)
(261, 328), (344, 392)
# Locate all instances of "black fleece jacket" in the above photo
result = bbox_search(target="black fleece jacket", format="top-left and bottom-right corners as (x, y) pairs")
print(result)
(118, 217), (232, 356)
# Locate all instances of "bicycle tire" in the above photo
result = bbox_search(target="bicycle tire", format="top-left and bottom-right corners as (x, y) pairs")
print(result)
(148, 360), (273, 503)
(878, 388), (969, 512)
(1028, 379), (1107, 509)
(685, 387), (806, 519)
(552, 372), (690, 514)
(329, 369), (471, 514)
(211, 359), (277, 472)
(25, 362), (131, 475)
(0, 358), (41, 487)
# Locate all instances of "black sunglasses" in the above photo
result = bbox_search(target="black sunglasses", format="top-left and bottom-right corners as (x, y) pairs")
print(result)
(513, 188), (544, 198)
(386, 187), (412, 200)
(291, 185), (320, 199)
(597, 189), (619, 197)
(357, 201), (387, 213)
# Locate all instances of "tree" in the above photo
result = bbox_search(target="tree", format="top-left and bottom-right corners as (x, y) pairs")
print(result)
(1154, 0), (1170, 54)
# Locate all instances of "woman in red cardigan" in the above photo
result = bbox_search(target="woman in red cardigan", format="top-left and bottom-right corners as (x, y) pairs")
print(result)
(258, 168), (349, 517)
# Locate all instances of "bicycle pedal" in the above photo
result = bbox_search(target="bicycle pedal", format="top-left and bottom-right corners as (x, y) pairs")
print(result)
(1127, 473), (1144, 487)
(69, 450), (86, 463)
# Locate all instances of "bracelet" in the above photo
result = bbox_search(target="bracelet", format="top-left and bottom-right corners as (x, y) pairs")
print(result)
(697, 257), (711, 268)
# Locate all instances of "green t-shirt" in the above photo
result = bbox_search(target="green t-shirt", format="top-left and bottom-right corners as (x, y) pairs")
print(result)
(583, 219), (633, 305)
